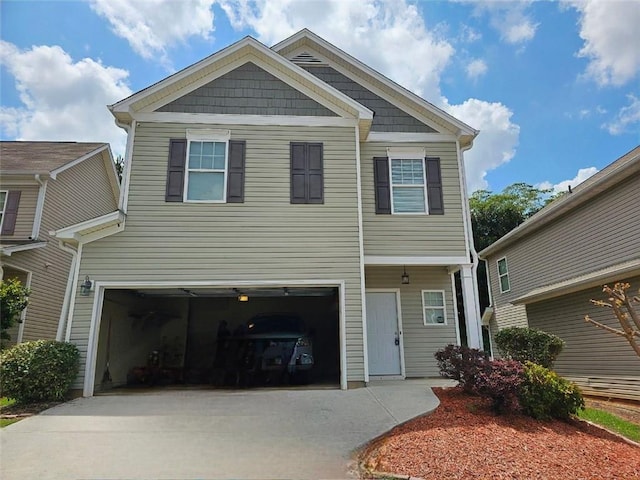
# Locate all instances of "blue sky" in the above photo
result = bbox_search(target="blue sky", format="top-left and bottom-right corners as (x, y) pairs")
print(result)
(1, 0), (638, 193)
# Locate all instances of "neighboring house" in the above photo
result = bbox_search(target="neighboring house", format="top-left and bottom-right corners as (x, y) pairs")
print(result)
(480, 145), (640, 400)
(54, 30), (483, 397)
(0, 142), (120, 344)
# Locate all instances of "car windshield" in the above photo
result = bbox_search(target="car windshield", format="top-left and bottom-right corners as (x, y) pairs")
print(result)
(247, 315), (305, 334)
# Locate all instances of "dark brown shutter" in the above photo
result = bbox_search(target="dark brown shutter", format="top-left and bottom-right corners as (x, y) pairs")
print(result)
(426, 157), (444, 215)
(290, 142), (307, 204)
(373, 157), (391, 214)
(227, 140), (246, 203)
(1, 191), (21, 235)
(307, 143), (323, 204)
(166, 139), (187, 202)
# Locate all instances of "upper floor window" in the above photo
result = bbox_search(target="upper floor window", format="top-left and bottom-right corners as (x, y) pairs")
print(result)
(497, 257), (510, 293)
(422, 290), (446, 325)
(390, 158), (427, 214)
(373, 148), (444, 215)
(185, 131), (229, 202)
(0, 191), (7, 231)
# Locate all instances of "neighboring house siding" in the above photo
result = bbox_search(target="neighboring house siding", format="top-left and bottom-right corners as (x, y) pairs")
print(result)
(361, 142), (466, 257)
(487, 174), (640, 304)
(158, 62), (336, 117)
(526, 276), (640, 378)
(70, 122), (364, 387)
(302, 66), (435, 133)
(0, 184), (38, 239)
(365, 266), (457, 377)
(489, 303), (528, 356)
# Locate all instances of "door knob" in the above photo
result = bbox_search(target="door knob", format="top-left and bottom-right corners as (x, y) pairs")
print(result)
(394, 336), (400, 346)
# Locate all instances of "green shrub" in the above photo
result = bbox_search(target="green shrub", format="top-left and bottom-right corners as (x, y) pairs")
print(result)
(0, 279), (30, 344)
(0, 340), (79, 403)
(519, 362), (584, 420)
(495, 327), (564, 368)
(474, 359), (524, 414)
(434, 344), (490, 393)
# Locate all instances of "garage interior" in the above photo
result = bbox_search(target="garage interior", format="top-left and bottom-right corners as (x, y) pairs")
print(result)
(93, 287), (341, 393)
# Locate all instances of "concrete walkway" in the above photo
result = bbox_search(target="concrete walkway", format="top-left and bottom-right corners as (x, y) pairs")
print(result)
(0, 380), (443, 480)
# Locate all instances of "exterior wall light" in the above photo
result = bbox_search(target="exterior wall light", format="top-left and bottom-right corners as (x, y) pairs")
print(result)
(80, 275), (93, 296)
(401, 266), (410, 285)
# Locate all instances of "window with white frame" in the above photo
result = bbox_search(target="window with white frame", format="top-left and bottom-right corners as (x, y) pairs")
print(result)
(0, 191), (7, 230)
(390, 155), (427, 214)
(497, 257), (510, 293)
(422, 290), (446, 325)
(185, 130), (229, 202)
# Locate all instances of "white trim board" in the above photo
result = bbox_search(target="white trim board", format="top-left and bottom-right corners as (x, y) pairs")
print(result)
(132, 112), (358, 127)
(364, 256), (470, 266)
(82, 279), (348, 396)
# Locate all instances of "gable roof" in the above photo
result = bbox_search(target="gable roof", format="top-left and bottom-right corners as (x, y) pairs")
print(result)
(479, 145), (640, 258)
(272, 29), (478, 144)
(109, 35), (373, 132)
(0, 142), (107, 175)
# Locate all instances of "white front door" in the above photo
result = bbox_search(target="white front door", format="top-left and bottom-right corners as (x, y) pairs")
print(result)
(366, 291), (402, 376)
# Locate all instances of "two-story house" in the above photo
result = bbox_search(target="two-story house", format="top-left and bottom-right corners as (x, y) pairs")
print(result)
(480, 145), (640, 400)
(0, 142), (120, 344)
(54, 30), (483, 396)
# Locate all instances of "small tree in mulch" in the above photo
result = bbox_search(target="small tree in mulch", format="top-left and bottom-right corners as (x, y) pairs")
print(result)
(585, 283), (640, 358)
(434, 344), (490, 393)
(0, 279), (30, 347)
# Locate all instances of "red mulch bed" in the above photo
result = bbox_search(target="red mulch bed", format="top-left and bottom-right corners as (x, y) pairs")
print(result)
(360, 387), (640, 480)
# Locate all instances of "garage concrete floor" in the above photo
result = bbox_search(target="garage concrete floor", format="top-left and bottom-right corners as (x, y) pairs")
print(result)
(0, 380), (447, 480)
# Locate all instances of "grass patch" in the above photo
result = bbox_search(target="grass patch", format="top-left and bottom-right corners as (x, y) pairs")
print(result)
(578, 408), (640, 442)
(0, 418), (20, 428)
(1, 397), (16, 408)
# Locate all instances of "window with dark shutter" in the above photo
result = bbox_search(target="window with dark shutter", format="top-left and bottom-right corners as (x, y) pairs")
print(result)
(290, 142), (323, 204)
(426, 157), (444, 215)
(373, 157), (391, 214)
(0, 190), (21, 236)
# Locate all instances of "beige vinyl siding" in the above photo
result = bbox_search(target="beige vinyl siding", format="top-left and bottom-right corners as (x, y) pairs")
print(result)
(70, 122), (364, 388)
(487, 174), (640, 304)
(489, 303), (528, 357)
(361, 142), (466, 257)
(526, 276), (640, 378)
(1, 153), (118, 342)
(0, 184), (38, 239)
(365, 265), (457, 377)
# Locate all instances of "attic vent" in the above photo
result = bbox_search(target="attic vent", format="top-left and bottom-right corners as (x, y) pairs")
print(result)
(290, 51), (326, 65)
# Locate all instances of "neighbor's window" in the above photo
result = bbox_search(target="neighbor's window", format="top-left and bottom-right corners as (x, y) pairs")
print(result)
(0, 191), (7, 230)
(390, 158), (427, 213)
(422, 290), (446, 325)
(497, 257), (510, 293)
(185, 133), (229, 202)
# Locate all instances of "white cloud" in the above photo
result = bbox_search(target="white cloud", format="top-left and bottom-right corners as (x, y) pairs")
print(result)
(604, 95), (640, 135)
(469, 1), (538, 45)
(90, 0), (216, 67)
(219, 0), (521, 191)
(446, 99), (520, 192)
(459, 24), (482, 43)
(0, 41), (131, 155)
(466, 59), (488, 81)
(566, 0), (640, 86)
(538, 167), (599, 194)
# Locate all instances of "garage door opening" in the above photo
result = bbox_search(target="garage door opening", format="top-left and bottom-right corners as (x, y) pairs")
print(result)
(93, 286), (341, 393)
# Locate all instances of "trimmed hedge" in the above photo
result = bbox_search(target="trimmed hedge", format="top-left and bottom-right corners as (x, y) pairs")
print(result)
(494, 327), (564, 368)
(474, 359), (524, 414)
(0, 340), (79, 403)
(434, 344), (489, 393)
(519, 361), (585, 420)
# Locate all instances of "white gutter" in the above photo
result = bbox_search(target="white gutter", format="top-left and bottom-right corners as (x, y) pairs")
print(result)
(115, 119), (136, 214)
(355, 124), (369, 384)
(56, 241), (78, 341)
(64, 242), (84, 342)
(31, 174), (48, 239)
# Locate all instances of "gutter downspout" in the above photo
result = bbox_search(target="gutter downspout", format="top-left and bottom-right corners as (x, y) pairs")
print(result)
(56, 241), (78, 341)
(355, 123), (369, 387)
(457, 138), (483, 347)
(31, 174), (48, 239)
(64, 242), (84, 342)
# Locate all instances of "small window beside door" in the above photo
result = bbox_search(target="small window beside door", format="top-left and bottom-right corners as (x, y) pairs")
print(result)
(422, 290), (446, 325)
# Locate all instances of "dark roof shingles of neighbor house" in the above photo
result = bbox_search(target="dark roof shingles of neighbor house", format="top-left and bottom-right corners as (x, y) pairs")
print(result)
(0, 141), (107, 174)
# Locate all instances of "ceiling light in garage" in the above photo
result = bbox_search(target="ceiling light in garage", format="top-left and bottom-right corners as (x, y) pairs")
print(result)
(238, 294), (249, 302)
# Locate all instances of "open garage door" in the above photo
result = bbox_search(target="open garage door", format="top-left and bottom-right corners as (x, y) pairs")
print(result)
(93, 286), (341, 394)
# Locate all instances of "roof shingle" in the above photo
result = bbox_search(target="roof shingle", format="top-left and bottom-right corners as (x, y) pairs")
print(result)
(0, 141), (107, 174)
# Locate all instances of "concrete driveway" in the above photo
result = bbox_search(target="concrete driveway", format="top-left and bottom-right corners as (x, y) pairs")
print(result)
(0, 380), (443, 480)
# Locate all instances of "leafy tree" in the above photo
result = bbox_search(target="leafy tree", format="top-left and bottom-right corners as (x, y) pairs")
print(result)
(0, 279), (30, 345)
(114, 155), (124, 183)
